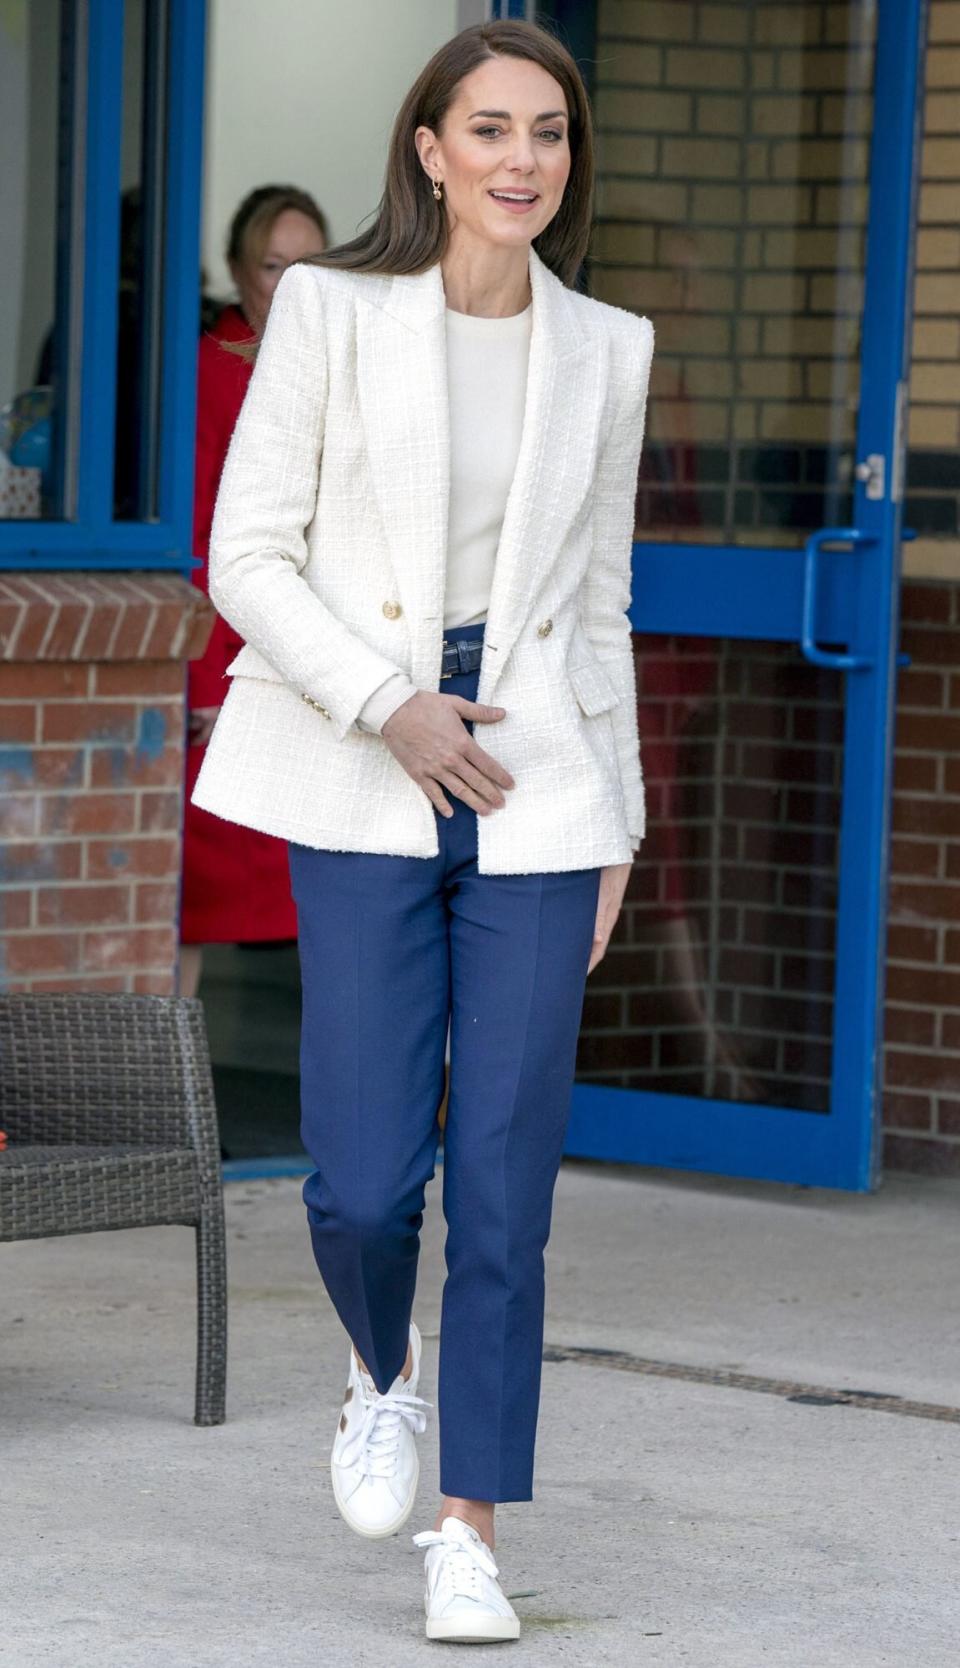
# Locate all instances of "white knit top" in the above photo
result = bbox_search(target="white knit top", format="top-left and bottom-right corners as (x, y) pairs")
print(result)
(356, 301), (533, 734)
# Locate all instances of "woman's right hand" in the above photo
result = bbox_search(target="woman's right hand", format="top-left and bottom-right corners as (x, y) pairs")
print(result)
(382, 692), (515, 818)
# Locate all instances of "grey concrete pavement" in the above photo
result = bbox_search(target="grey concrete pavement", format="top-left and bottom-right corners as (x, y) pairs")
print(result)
(3, 1162), (959, 1668)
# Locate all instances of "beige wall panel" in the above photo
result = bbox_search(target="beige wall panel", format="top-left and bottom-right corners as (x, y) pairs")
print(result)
(929, 2), (960, 42)
(598, 177), (688, 219)
(908, 407), (960, 447)
(913, 320), (960, 358)
(925, 46), (960, 83)
(696, 6), (750, 47)
(598, 1), (694, 43)
(664, 48), (746, 89)
(695, 94), (743, 135)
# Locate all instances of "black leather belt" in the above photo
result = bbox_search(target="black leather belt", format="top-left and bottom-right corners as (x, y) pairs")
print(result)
(439, 637), (485, 679)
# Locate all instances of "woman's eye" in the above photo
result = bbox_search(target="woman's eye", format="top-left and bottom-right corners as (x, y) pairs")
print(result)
(474, 124), (564, 143)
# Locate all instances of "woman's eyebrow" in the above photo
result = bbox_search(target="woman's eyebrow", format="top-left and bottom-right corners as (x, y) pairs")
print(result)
(467, 108), (567, 121)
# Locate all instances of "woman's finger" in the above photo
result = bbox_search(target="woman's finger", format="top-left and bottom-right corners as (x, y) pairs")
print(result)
(462, 737), (515, 791)
(422, 778), (454, 818)
(448, 755), (506, 808)
(451, 698), (506, 725)
(436, 769), (497, 816)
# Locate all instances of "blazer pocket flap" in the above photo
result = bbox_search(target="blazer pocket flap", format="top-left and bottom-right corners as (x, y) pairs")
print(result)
(224, 643), (288, 685)
(568, 658), (621, 716)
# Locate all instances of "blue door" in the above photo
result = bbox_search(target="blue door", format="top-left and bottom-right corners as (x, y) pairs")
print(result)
(566, 1), (928, 1190)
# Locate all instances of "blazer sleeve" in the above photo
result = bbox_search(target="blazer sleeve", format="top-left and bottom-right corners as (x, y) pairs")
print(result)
(206, 262), (409, 741)
(579, 313), (654, 850)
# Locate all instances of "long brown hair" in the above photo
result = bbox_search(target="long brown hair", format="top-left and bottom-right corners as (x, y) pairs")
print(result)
(308, 20), (594, 288)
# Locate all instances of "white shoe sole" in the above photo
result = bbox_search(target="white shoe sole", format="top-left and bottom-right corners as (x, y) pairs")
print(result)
(330, 1447), (420, 1540)
(425, 1613), (521, 1643)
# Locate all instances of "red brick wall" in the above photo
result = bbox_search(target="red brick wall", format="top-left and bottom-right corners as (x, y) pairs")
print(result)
(0, 574), (213, 994)
(883, 580), (960, 1172)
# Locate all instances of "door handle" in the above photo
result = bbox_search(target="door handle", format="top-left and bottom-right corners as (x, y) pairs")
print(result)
(800, 527), (878, 671)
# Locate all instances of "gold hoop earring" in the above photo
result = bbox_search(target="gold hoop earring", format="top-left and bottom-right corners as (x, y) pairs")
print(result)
(432, 178), (443, 203)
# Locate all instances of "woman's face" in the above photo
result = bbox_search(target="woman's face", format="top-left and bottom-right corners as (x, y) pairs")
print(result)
(417, 56), (572, 255)
(230, 208), (326, 333)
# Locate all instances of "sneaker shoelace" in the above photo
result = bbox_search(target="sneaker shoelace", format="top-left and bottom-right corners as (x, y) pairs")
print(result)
(412, 1527), (501, 1599)
(339, 1386), (431, 1479)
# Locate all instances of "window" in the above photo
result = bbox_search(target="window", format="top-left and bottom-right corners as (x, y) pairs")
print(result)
(0, 0), (203, 572)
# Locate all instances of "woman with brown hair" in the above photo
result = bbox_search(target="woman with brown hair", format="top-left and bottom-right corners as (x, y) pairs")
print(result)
(180, 187), (328, 998)
(192, 21), (653, 1642)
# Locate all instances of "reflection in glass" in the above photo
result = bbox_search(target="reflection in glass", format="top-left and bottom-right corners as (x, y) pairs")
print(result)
(589, 0), (874, 547)
(579, 639), (843, 1113)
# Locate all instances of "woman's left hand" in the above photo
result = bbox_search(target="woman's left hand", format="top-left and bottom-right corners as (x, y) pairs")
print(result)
(588, 861), (633, 974)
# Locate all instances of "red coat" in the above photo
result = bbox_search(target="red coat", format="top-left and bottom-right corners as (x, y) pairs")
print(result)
(181, 306), (298, 944)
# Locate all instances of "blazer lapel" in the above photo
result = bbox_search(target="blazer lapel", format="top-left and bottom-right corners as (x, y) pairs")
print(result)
(355, 264), (449, 688)
(355, 246), (604, 697)
(478, 248), (604, 703)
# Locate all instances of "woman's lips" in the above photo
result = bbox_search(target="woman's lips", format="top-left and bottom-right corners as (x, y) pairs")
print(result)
(488, 190), (540, 215)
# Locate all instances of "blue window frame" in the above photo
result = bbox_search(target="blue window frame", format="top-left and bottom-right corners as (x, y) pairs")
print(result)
(0, 0), (205, 573)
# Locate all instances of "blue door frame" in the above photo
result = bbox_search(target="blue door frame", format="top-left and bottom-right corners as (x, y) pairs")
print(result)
(566, 0), (929, 1192)
(0, 0), (205, 573)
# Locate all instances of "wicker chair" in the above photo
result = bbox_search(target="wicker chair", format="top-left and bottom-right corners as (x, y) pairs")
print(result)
(0, 993), (227, 1425)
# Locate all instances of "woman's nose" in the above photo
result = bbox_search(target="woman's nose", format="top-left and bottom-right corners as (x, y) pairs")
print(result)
(505, 138), (536, 173)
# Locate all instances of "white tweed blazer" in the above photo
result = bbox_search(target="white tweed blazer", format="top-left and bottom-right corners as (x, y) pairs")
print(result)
(191, 245), (654, 874)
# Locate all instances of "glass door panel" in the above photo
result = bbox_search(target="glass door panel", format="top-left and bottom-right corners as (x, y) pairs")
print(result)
(590, 0), (875, 549)
(581, 636), (844, 1113)
(564, 0), (927, 1189)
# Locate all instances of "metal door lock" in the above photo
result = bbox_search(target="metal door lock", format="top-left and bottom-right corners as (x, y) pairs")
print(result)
(854, 453), (886, 500)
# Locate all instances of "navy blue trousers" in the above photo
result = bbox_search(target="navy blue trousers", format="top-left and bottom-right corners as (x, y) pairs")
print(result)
(287, 623), (601, 1502)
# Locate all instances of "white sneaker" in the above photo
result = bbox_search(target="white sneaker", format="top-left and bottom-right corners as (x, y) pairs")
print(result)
(330, 1321), (430, 1539)
(413, 1516), (521, 1643)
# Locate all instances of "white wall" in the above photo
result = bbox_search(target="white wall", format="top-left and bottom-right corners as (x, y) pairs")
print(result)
(0, 0), (59, 407)
(202, 0), (461, 297)
(0, 0), (29, 408)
